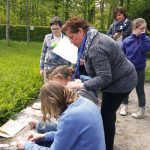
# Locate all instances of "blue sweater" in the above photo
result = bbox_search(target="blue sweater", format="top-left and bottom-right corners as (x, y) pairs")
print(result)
(122, 33), (150, 70)
(24, 97), (106, 150)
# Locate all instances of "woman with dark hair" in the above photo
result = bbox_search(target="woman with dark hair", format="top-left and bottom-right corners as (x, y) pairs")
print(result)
(17, 81), (105, 150)
(107, 6), (132, 47)
(62, 16), (137, 150)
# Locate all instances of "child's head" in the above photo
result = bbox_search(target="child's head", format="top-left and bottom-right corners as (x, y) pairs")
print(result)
(40, 80), (76, 119)
(50, 16), (62, 37)
(46, 65), (74, 85)
(132, 18), (147, 34)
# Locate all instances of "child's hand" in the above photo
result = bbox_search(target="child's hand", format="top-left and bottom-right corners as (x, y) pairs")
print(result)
(28, 118), (37, 129)
(17, 140), (26, 150)
(27, 133), (45, 142)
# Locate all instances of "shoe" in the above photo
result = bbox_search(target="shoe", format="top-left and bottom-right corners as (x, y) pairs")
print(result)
(131, 107), (145, 119)
(120, 104), (128, 116)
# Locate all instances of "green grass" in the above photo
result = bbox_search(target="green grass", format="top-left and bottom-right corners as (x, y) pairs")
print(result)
(146, 59), (150, 81)
(0, 40), (43, 125)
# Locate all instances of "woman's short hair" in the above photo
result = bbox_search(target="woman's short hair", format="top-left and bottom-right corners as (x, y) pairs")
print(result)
(62, 16), (89, 33)
(132, 18), (147, 29)
(50, 16), (62, 27)
(113, 6), (127, 18)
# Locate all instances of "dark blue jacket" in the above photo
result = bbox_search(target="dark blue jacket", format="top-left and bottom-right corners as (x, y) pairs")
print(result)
(122, 33), (150, 70)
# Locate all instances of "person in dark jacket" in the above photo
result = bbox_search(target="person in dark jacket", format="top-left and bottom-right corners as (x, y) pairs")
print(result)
(62, 16), (137, 150)
(107, 6), (132, 47)
(120, 18), (150, 118)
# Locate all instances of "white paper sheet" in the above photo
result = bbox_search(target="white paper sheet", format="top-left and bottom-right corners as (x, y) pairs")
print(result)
(0, 119), (25, 138)
(52, 37), (78, 64)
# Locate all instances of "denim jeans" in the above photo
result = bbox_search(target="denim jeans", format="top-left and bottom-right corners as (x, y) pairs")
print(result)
(36, 120), (57, 133)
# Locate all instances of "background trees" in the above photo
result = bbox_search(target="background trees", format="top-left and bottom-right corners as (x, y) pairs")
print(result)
(0, 0), (149, 30)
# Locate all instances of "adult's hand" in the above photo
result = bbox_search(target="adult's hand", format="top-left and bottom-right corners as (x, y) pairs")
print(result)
(113, 32), (122, 40)
(67, 81), (84, 90)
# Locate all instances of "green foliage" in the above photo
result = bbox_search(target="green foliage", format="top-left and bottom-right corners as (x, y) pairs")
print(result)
(146, 59), (150, 81)
(0, 40), (43, 125)
(0, 25), (50, 42)
(128, 0), (150, 30)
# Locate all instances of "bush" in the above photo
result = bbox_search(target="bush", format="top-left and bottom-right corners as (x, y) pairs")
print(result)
(0, 40), (43, 125)
(0, 24), (50, 42)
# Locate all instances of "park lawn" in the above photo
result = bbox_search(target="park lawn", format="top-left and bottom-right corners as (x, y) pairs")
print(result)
(0, 40), (43, 125)
(146, 59), (150, 81)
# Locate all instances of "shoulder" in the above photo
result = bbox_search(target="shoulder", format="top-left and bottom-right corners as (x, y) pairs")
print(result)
(92, 32), (117, 50)
(123, 35), (133, 42)
(44, 34), (52, 39)
(77, 89), (98, 104)
(61, 98), (98, 123)
(109, 22), (115, 28)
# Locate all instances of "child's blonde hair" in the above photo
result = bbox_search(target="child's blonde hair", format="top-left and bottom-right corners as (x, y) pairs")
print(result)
(40, 80), (76, 120)
(132, 18), (147, 30)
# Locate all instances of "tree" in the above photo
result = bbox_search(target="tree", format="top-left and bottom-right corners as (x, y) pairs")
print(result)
(26, 0), (30, 43)
(6, 0), (10, 46)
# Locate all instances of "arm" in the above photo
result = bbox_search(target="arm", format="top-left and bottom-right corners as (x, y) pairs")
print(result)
(25, 113), (82, 150)
(107, 24), (114, 37)
(123, 20), (132, 40)
(84, 48), (112, 91)
(49, 113), (82, 150)
(40, 36), (48, 71)
(139, 33), (150, 52)
(24, 132), (56, 150)
(122, 40), (127, 55)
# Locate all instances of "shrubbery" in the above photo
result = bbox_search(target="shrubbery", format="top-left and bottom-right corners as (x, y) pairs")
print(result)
(0, 40), (43, 125)
(1, 24), (150, 43)
(0, 24), (50, 42)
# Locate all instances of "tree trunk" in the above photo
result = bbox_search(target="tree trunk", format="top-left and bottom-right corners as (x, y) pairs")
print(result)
(6, 0), (10, 46)
(26, 0), (30, 43)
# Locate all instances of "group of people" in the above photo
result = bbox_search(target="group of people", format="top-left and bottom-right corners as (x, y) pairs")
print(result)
(17, 6), (150, 150)
(107, 7), (150, 118)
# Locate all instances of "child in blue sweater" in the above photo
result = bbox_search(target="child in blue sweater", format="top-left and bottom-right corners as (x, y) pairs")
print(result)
(17, 81), (105, 150)
(120, 18), (150, 118)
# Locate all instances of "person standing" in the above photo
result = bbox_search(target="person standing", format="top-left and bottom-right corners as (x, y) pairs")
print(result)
(62, 16), (137, 150)
(120, 18), (150, 118)
(40, 16), (70, 81)
(107, 6), (132, 47)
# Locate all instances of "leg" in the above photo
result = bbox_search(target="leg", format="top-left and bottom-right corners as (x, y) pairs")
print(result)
(44, 68), (48, 82)
(36, 120), (57, 133)
(101, 92), (130, 150)
(35, 140), (53, 147)
(120, 95), (129, 116)
(136, 69), (146, 107)
(131, 69), (146, 119)
(122, 95), (129, 105)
